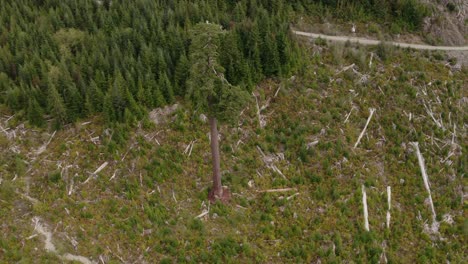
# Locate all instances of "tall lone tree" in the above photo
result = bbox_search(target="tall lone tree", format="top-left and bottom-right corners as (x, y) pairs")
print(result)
(187, 22), (250, 202)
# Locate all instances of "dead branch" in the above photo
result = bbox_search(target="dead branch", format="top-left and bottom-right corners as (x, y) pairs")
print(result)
(354, 108), (376, 148)
(423, 101), (445, 130)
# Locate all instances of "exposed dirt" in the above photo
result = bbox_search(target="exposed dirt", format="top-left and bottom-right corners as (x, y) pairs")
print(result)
(423, 0), (467, 46)
(208, 186), (231, 203)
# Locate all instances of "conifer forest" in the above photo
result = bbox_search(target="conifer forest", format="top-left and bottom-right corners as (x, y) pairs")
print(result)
(0, 0), (466, 263)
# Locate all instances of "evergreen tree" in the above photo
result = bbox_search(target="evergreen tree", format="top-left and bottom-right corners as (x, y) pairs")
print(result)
(109, 73), (127, 122)
(27, 97), (45, 127)
(261, 31), (281, 77)
(186, 22), (250, 202)
(47, 83), (67, 128)
(174, 53), (189, 96)
(159, 72), (174, 104)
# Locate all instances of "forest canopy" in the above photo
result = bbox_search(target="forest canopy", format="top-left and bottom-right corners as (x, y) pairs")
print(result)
(0, 0), (429, 128)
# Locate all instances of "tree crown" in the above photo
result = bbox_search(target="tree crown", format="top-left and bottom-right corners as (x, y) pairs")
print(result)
(186, 22), (250, 124)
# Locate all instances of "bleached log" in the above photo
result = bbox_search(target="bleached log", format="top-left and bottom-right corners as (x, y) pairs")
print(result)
(410, 142), (437, 224)
(195, 210), (209, 219)
(121, 146), (133, 161)
(257, 188), (297, 193)
(93, 162), (108, 175)
(4, 114), (15, 122)
(183, 140), (196, 156)
(369, 53), (374, 68)
(90, 136), (100, 144)
(253, 93), (266, 128)
(386, 186), (391, 229)
(343, 107), (355, 123)
(260, 98), (270, 111)
(84, 162), (109, 184)
(362, 185), (369, 231)
(274, 86), (281, 97)
(286, 192), (300, 200)
(256, 146), (266, 157)
(335, 63), (355, 75)
(18, 191), (40, 204)
(35, 130), (57, 155)
(68, 178), (74, 196)
(271, 165), (287, 180)
(354, 108), (376, 148)
(188, 141), (195, 156)
(183, 142), (191, 154)
(26, 234), (38, 240)
(109, 170), (118, 181)
(306, 140), (319, 149)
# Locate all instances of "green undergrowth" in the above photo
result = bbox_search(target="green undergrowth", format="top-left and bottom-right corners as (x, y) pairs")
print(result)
(0, 42), (466, 263)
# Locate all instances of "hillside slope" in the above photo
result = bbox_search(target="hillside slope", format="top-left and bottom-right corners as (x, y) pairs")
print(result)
(1, 39), (466, 263)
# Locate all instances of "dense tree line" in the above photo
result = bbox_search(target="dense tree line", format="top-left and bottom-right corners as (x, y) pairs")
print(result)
(0, 0), (301, 128)
(0, 0), (429, 128)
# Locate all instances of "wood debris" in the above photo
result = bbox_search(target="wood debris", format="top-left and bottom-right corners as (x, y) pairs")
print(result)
(83, 162), (109, 184)
(362, 185), (370, 231)
(35, 131), (56, 155)
(257, 188), (297, 193)
(386, 186), (391, 229)
(354, 108), (376, 148)
(410, 142), (439, 234)
(32, 217), (94, 264)
(183, 140), (196, 156)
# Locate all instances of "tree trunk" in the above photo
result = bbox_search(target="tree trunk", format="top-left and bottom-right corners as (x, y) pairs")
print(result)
(209, 116), (222, 198)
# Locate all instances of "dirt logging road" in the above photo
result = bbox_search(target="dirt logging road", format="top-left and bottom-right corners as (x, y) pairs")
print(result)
(293, 30), (468, 51)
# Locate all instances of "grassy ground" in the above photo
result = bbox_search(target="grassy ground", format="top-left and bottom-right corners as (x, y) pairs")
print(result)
(0, 40), (466, 263)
